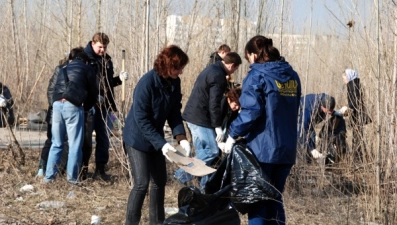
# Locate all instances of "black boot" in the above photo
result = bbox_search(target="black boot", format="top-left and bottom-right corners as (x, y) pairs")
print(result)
(95, 164), (110, 181)
(80, 167), (88, 180)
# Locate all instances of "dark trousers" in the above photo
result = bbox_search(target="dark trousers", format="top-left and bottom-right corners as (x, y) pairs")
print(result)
(125, 144), (167, 225)
(352, 125), (365, 163)
(248, 163), (293, 225)
(92, 106), (110, 166)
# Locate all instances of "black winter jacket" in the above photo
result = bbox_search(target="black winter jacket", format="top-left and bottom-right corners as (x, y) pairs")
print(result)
(45, 65), (63, 124)
(347, 78), (371, 125)
(183, 61), (229, 128)
(52, 60), (98, 111)
(84, 41), (122, 112)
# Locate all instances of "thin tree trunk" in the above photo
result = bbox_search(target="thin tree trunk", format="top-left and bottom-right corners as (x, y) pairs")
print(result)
(97, 0), (102, 31)
(9, 0), (21, 104)
(145, 0), (150, 72)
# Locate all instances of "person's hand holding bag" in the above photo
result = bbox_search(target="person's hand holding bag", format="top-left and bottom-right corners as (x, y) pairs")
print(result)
(215, 127), (223, 143)
(223, 136), (236, 154)
(162, 143), (177, 162)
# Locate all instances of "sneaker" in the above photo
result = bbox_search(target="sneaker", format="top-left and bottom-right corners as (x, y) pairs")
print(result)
(36, 169), (44, 178)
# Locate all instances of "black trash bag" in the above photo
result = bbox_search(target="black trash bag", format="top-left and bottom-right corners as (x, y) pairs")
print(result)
(205, 141), (280, 214)
(163, 186), (240, 225)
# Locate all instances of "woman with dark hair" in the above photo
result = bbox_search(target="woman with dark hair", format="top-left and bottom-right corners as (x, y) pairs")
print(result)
(341, 69), (371, 162)
(224, 35), (301, 225)
(123, 45), (191, 225)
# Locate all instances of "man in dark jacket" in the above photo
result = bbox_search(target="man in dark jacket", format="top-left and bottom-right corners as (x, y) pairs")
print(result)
(174, 52), (242, 190)
(44, 47), (97, 184)
(84, 32), (128, 178)
(0, 82), (15, 127)
(298, 93), (336, 162)
(206, 44), (231, 66)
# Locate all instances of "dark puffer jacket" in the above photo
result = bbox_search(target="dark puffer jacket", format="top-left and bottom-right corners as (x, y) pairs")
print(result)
(207, 52), (222, 67)
(84, 41), (122, 112)
(52, 59), (97, 111)
(45, 65), (63, 124)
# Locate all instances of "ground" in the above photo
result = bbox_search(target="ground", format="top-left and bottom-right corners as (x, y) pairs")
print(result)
(0, 147), (391, 225)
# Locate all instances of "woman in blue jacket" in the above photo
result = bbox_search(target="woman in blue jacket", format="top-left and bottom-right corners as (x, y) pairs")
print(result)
(224, 35), (301, 225)
(123, 45), (191, 225)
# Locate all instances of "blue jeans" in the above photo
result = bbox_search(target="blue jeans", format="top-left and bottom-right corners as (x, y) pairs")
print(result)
(44, 101), (84, 183)
(125, 144), (166, 225)
(93, 106), (110, 166)
(248, 164), (293, 225)
(174, 122), (218, 190)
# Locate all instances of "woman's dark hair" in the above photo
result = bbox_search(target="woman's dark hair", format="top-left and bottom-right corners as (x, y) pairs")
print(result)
(244, 35), (280, 63)
(226, 88), (242, 106)
(154, 45), (189, 78)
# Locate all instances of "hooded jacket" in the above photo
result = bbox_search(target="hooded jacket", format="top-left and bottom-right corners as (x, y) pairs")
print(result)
(347, 78), (371, 125)
(182, 61), (229, 128)
(84, 41), (122, 111)
(228, 58), (301, 164)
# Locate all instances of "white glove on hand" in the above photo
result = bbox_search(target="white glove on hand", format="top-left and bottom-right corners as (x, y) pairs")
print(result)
(97, 95), (104, 103)
(215, 127), (223, 143)
(119, 71), (129, 81)
(179, 140), (191, 157)
(217, 142), (225, 152)
(161, 143), (177, 162)
(224, 136), (236, 154)
(339, 106), (351, 116)
(310, 149), (324, 159)
(0, 95), (6, 108)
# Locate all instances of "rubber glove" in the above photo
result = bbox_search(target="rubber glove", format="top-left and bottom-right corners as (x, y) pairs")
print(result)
(119, 71), (129, 80)
(215, 127), (223, 143)
(162, 143), (177, 162)
(310, 149), (324, 159)
(179, 140), (191, 157)
(224, 136), (236, 154)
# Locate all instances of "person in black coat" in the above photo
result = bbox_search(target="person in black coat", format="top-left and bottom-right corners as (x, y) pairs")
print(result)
(340, 69), (371, 162)
(175, 52), (242, 190)
(84, 32), (129, 178)
(206, 44), (231, 66)
(44, 47), (97, 184)
(0, 82), (15, 127)
(123, 45), (191, 225)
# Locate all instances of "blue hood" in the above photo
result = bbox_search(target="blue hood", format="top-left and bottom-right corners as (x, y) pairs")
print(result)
(250, 58), (295, 83)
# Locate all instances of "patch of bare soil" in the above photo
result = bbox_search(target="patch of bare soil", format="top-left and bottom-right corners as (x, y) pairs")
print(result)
(0, 148), (394, 225)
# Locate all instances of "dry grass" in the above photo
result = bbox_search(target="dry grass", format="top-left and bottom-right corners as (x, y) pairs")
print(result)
(0, 142), (396, 225)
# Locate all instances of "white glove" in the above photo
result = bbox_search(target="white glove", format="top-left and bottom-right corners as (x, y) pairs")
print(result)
(224, 136), (236, 154)
(310, 149), (324, 159)
(0, 95), (6, 108)
(119, 71), (129, 81)
(179, 140), (191, 157)
(215, 127), (223, 143)
(97, 95), (104, 103)
(339, 106), (351, 116)
(161, 143), (177, 162)
(217, 142), (225, 152)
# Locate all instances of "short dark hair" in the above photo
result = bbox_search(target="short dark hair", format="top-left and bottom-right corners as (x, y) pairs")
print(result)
(321, 95), (336, 110)
(223, 52), (242, 65)
(69, 47), (88, 63)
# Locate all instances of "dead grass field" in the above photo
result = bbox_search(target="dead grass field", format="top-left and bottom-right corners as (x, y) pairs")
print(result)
(0, 146), (394, 225)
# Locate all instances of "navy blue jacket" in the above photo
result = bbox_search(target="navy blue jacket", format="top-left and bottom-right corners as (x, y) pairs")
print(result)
(84, 41), (122, 111)
(182, 61), (228, 128)
(123, 69), (186, 152)
(228, 58), (301, 164)
(298, 93), (329, 134)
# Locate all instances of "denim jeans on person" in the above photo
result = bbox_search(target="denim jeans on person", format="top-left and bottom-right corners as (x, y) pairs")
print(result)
(125, 144), (167, 225)
(248, 163), (293, 225)
(174, 122), (218, 190)
(44, 101), (84, 183)
(93, 106), (110, 167)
